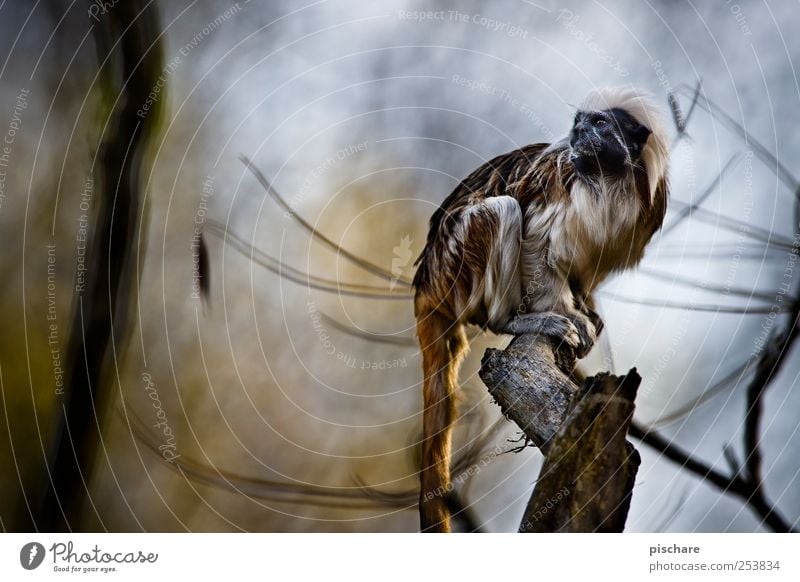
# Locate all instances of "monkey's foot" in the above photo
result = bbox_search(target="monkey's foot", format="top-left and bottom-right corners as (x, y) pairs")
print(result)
(501, 312), (596, 358)
(567, 313), (597, 359)
(501, 312), (581, 351)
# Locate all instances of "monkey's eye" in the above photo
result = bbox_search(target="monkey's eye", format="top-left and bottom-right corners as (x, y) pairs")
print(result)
(593, 118), (607, 127)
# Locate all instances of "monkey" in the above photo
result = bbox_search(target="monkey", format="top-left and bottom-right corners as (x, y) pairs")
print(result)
(413, 87), (670, 532)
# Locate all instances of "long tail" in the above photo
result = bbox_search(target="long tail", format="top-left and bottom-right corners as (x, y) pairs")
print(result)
(417, 310), (467, 532)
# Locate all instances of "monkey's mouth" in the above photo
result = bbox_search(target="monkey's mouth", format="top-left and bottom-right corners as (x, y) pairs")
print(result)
(570, 148), (627, 177)
(570, 150), (601, 175)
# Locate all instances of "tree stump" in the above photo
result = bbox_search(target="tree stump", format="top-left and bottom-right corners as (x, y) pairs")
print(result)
(480, 334), (641, 532)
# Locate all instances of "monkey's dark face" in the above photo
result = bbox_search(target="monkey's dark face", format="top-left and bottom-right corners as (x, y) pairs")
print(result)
(568, 108), (651, 178)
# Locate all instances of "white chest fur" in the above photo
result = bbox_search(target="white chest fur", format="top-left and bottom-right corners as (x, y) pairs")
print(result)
(526, 180), (644, 294)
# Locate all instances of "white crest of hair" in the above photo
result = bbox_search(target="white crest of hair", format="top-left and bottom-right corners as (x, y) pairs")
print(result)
(580, 86), (670, 201)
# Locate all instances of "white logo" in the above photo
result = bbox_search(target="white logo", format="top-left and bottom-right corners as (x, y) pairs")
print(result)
(390, 235), (414, 290)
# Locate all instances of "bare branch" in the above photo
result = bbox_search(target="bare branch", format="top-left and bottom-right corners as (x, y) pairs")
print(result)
(598, 291), (790, 314)
(205, 220), (412, 300)
(661, 154), (741, 236)
(643, 359), (751, 429)
(319, 312), (417, 346)
(239, 155), (414, 287)
(676, 85), (800, 195)
(636, 267), (776, 303)
(667, 199), (795, 250)
(650, 243), (786, 261)
(629, 423), (797, 533)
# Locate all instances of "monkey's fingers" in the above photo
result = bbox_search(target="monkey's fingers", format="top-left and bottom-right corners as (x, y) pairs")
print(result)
(501, 312), (581, 353)
(568, 313), (598, 359)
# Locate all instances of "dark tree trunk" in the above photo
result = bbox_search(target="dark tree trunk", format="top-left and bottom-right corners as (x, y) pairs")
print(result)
(39, 1), (164, 531)
(480, 334), (641, 532)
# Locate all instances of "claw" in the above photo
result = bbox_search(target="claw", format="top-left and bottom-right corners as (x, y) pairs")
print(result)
(568, 314), (597, 358)
(557, 320), (581, 350)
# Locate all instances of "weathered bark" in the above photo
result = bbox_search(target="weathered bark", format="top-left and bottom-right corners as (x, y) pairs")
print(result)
(480, 334), (578, 452)
(479, 334), (641, 532)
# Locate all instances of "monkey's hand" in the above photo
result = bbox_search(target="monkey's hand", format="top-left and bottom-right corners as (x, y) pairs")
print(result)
(499, 311), (596, 358)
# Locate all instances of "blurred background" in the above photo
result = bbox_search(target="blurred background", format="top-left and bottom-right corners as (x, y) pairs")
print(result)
(0, 0), (799, 532)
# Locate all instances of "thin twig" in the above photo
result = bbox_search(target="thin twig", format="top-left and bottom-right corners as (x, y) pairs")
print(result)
(239, 155), (414, 287)
(660, 154), (741, 236)
(629, 423), (796, 532)
(205, 220), (412, 299)
(636, 267), (776, 303)
(598, 291), (790, 314)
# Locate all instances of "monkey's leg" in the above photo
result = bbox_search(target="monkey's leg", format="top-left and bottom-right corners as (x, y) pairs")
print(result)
(417, 195), (523, 532)
(453, 197), (594, 356)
